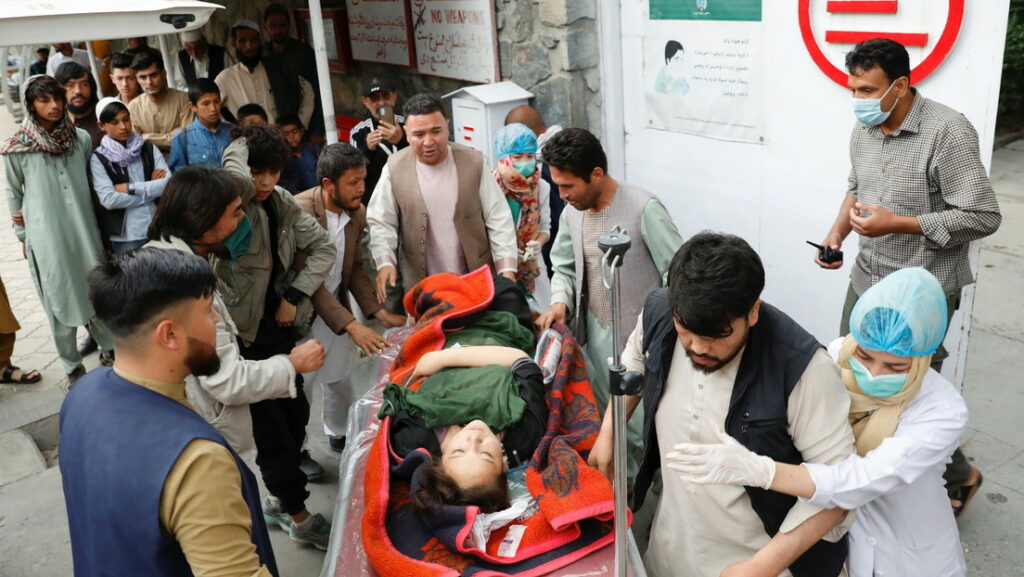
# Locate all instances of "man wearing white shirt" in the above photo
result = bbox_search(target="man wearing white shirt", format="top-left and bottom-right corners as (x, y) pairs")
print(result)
(366, 93), (518, 302)
(46, 43), (101, 78)
(215, 20), (313, 127)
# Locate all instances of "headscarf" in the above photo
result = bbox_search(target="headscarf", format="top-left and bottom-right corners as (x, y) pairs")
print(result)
(838, 268), (948, 456)
(94, 97), (144, 167)
(0, 75), (79, 157)
(492, 123), (541, 293)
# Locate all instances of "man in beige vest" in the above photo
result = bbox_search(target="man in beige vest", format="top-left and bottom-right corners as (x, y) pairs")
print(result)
(536, 128), (684, 482)
(366, 93), (518, 303)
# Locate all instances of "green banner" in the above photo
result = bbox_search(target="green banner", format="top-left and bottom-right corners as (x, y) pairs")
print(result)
(650, 0), (762, 21)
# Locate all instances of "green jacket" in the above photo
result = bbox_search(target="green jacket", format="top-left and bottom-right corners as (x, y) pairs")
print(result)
(3, 129), (105, 326)
(214, 137), (336, 345)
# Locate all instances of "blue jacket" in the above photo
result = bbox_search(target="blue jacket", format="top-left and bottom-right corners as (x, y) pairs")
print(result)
(59, 368), (278, 577)
(168, 117), (234, 172)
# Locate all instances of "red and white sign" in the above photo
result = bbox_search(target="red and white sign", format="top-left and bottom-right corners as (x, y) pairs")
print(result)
(799, 0), (965, 87)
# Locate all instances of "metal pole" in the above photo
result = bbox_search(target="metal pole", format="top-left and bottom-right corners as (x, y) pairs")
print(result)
(306, 0), (339, 145)
(599, 226), (634, 577)
(84, 42), (102, 91)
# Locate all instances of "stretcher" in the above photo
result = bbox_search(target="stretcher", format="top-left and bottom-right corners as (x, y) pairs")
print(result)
(319, 327), (649, 577)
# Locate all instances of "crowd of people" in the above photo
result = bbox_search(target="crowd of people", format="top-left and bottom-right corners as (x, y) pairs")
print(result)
(0, 24), (1000, 577)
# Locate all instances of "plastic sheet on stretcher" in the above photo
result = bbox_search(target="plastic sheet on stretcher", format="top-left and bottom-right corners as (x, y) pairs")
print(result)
(319, 326), (649, 577)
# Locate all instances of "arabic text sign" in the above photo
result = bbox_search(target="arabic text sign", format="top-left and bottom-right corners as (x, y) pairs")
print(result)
(650, 0), (762, 21)
(412, 0), (498, 83)
(346, 0), (414, 66)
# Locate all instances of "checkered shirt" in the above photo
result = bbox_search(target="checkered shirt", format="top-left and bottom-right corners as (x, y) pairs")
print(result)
(847, 90), (1001, 296)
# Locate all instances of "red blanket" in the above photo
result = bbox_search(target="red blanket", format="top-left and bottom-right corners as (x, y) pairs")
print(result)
(389, 265), (495, 387)
(362, 320), (624, 577)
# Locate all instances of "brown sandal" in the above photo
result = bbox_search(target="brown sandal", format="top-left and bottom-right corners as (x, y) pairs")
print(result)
(1, 365), (42, 384)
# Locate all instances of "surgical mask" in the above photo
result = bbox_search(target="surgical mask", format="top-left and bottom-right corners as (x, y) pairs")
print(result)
(847, 357), (908, 398)
(222, 215), (252, 260)
(852, 80), (900, 126)
(513, 160), (537, 178)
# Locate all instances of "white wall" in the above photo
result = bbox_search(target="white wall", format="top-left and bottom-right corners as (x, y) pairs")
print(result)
(608, 0), (1009, 385)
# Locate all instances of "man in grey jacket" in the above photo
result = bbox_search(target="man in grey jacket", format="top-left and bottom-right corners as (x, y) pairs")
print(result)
(217, 123), (336, 550)
(145, 165), (325, 459)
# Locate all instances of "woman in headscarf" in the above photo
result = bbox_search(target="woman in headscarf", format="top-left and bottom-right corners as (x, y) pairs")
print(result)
(1, 75), (112, 384)
(665, 268), (968, 577)
(492, 123), (551, 310)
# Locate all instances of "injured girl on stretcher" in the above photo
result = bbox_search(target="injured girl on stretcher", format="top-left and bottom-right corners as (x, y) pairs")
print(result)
(361, 269), (622, 577)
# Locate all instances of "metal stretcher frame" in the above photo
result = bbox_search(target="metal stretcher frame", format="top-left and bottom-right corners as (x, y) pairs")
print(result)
(319, 331), (648, 577)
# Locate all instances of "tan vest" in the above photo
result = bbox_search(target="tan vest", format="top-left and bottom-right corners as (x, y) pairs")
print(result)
(387, 143), (493, 288)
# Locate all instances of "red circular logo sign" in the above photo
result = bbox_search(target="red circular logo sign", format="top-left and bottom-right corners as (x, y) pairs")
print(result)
(798, 0), (965, 87)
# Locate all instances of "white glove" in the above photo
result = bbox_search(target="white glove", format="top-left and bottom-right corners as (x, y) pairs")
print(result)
(520, 240), (541, 263)
(664, 427), (776, 490)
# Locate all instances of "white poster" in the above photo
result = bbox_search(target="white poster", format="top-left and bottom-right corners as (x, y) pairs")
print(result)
(411, 0), (499, 83)
(346, 0), (413, 66)
(643, 1), (766, 143)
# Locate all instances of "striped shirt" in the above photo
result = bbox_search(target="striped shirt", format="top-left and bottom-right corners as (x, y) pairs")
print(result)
(847, 90), (1001, 296)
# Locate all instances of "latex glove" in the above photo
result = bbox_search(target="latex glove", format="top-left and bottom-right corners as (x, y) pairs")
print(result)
(520, 240), (541, 263)
(664, 427), (776, 490)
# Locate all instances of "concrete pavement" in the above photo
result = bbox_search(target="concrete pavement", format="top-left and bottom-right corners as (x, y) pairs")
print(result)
(0, 99), (1022, 574)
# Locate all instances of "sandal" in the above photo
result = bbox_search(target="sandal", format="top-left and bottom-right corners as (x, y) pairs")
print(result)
(951, 467), (983, 520)
(1, 365), (42, 384)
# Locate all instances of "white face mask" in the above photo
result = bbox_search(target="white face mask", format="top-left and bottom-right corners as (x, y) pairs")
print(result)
(852, 79), (901, 126)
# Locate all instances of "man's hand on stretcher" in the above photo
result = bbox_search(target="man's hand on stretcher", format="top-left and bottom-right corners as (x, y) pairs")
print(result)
(412, 346), (530, 379)
(346, 320), (391, 356)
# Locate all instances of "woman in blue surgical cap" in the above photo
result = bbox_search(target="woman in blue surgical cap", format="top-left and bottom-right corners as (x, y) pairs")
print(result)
(492, 123), (551, 310)
(666, 268), (968, 577)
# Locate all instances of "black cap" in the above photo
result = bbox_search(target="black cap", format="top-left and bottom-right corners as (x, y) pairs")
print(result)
(362, 76), (395, 97)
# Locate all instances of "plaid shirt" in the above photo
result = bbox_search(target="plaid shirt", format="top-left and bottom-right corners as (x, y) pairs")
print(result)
(847, 90), (1001, 296)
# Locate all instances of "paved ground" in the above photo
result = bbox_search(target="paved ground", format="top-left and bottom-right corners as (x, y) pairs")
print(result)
(0, 97), (1022, 575)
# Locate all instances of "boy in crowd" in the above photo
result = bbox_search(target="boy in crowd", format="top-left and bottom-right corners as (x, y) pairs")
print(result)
(169, 78), (234, 172)
(108, 52), (141, 105)
(276, 114), (320, 194)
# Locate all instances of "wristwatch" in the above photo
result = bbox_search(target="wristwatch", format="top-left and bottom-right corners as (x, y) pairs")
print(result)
(126, 182), (136, 194)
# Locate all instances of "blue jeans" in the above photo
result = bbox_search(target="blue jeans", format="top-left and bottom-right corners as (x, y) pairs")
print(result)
(111, 239), (148, 254)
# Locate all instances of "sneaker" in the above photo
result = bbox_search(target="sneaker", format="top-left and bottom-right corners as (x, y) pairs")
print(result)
(262, 497), (291, 530)
(328, 436), (346, 454)
(289, 512), (331, 550)
(77, 335), (98, 357)
(299, 450), (324, 482)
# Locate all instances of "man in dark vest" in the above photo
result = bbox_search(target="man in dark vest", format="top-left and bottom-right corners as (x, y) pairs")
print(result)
(59, 247), (278, 577)
(174, 27), (233, 90)
(366, 93), (518, 305)
(590, 232), (856, 577)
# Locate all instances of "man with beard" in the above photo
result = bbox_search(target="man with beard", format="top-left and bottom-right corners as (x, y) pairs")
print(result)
(54, 62), (101, 148)
(60, 248), (279, 577)
(127, 51), (193, 155)
(295, 143), (406, 452)
(145, 166), (326, 458)
(215, 20), (313, 127)
(172, 27), (234, 90)
(262, 3), (325, 142)
(590, 232), (856, 577)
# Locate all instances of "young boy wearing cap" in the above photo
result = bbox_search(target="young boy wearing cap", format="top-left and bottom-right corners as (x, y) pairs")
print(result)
(349, 76), (407, 204)
(92, 97), (170, 253)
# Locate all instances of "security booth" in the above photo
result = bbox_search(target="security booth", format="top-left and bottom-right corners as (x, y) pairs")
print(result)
(444, 81), (534, 170)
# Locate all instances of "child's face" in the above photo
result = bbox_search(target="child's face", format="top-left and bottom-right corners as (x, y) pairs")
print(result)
(280, 123), (304, 149)
(239, 114), (266, 128)
(191, 92), (222, 127)
(99, 108), (132, 142)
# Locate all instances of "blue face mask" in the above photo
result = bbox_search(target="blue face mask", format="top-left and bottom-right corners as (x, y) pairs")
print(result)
(513, 159), (537, 178)
(852, 80), (900, 126)
(847, 357), (908, 398)
(222, 215), (252, 260)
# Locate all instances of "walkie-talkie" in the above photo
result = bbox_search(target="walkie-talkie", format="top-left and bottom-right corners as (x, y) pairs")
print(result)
(807, 241), (843, 264)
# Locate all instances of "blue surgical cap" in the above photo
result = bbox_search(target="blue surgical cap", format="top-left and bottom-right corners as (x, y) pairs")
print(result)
(849, 267), (948, 357)
(493, 123), (537, 160)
